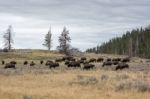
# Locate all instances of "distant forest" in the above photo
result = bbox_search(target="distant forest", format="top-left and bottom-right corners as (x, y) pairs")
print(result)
(86, 25), (150, 58)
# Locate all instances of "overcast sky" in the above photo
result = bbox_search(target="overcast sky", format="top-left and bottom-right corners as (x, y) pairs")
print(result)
(0, 0), (150, 51)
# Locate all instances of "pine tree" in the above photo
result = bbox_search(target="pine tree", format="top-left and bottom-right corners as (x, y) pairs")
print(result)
(43, 27), (52, 50)
(86, 25), (150, 58)
(57, 27), (71, 55)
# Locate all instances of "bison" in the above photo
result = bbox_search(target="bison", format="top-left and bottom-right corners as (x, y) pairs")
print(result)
(115, 63), (129, 70)
(62, 56), (74, 61)
(83, 61), (90, 64)
(83, 64), (95, 70)
(64, 60), (70, 65)
(68, 61), (81, 68)
(112, 61), (119, 65)
(121, 58), (130, 63)
(106, 58), (111, 61)
(55, 58), (63, 62)
(102, 61), (112, 67)
(40, 60), (44, 64)
(78, 60), (84, 64)
(10, 61), (17, 65)
(45, 60), (53, 66)
(30, 61), (35, 66)
(81, 57), (87, 61)
(4, 63), (16, 69)
(70, 58), (76, 62)
(112, 58), (121, 62)
(97, 58), (104, 62)
(89, 58), (96, 63)
(24, 61), (28, 65)
(49, 62), (59, 69)
(2, 60), (5, 65)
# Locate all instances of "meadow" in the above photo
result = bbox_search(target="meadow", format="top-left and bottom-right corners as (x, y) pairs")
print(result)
(0, 50), (150, 99)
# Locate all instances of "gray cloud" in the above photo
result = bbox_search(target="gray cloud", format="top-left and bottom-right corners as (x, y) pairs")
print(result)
(0, 0), (150, 51)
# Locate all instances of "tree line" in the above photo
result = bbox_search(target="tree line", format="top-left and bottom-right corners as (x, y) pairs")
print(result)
(2, 25), (74, 55)
(86, 25), (150, 58)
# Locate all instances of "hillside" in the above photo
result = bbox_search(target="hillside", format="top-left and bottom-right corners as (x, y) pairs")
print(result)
(0, 49), (64, 60)
(86, 25), (150, 58)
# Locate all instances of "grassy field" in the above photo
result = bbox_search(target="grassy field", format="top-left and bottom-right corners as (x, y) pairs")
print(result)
(0, 50), (150, 99)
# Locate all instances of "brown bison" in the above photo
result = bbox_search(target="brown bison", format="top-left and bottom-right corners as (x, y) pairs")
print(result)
(97, 58), (104, 62)
(30, 61), (35, 66)
(62, 56), (74, 61)
(55, 58), (63, 62)
(83, 61), (90, 64)
(45, 60), (53, 66)
(70, 58), (76, 61)
(112, 58), (121, 62)
(78, 60), (84, 64)
(40, 60), (44, 64)
(4, 63), (16, 69)
(107, 58), (111, 61)
(49, 62), (59, 69)
(81, 57), (87, 61)
(102, 61), (112, 67)
(2, 60), (5, 65)
(112, 61), (119, 65)
(64, 60), (70, 65)
(83, 64), (95, 70)
(68, 61), (81, 68)
(10, 61), (17, 65)
(121, 58), (130, 63)
(61, 57), (66, 61)
(24, 61), (28, 65)
(115, 63), (129, 70)
(89, 58), (96, 63)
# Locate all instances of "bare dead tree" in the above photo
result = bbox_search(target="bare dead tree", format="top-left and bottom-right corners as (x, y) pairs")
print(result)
(3, 25), (14, 50)
(128, 37), (133, 57)
(135, 36), (139, 56)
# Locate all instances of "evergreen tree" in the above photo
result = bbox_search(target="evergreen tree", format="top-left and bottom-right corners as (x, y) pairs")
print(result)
(43, 27), (52, 50)
(57, 27), (71, 55)
(86, 25), (150, 58)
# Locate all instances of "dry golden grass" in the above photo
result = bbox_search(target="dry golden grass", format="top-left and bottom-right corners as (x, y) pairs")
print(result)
(0, 70), (150, 99)
(0, 50), (150, 99)
(0, 49), (64, 60)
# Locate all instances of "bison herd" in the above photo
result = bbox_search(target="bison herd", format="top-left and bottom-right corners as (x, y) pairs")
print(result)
(1, 56), (130, 71)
